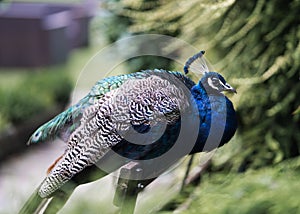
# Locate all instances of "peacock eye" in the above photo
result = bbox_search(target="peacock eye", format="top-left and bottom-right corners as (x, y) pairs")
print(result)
(212, 78), (221, 86)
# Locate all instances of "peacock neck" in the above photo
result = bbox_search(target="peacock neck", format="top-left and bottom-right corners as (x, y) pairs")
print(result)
(189, 82), (237, 154)
(190, 82), (226, 113)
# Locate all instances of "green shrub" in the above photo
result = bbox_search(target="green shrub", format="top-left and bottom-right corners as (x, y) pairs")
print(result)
(23, 68), (73, 105)
(0, 87), (49, 124)
(0, 67), (73, 126)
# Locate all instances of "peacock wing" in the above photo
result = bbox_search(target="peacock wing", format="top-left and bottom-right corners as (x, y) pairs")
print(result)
(38, 71), (194, 198)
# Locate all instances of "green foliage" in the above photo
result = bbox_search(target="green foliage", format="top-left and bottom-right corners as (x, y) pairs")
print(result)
(102, 0), (177, 72)
(0, 85), (50, 124)
(102, 0), (300, 169)
(0, 67), (72, 126)
(178, 157), (300, 214)
(25, 68), (73, 105)
(207, 0), (300, 168)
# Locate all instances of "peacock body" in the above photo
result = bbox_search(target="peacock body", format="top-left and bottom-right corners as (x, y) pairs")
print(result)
(27, 51), (237, 199)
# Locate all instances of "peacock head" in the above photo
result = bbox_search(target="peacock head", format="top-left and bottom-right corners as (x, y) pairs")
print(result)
(200, 72), (236, 94)
(184, 50), (236, 95)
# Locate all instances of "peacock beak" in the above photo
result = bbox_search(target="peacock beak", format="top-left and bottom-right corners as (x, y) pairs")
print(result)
(224, 83), (237, 93)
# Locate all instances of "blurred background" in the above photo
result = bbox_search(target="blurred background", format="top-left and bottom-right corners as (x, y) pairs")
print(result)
(0, 0), (299, 213)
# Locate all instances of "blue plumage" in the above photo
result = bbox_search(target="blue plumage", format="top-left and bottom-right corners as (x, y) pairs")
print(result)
(189, 72), (237, 153)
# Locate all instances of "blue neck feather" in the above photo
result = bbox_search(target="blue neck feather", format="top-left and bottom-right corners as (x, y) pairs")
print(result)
(190, 82), (237, 153)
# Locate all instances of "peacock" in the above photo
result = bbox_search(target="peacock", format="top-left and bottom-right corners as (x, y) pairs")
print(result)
(20, 51), (237, 213)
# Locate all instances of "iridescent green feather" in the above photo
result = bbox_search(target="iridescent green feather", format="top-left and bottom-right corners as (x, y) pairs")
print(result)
(27, 71), (156, 144)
